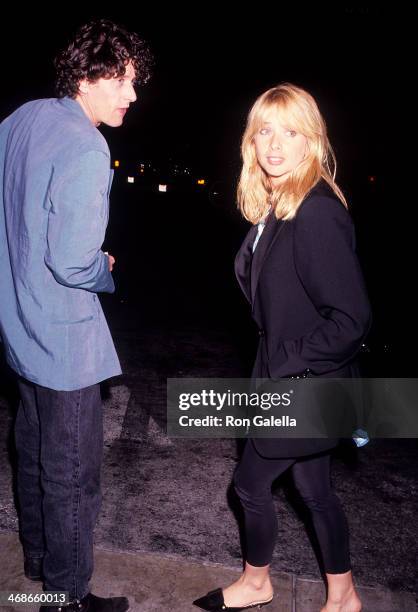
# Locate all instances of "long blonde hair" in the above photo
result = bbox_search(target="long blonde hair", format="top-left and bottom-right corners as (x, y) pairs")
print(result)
(237, 83), (347, 224)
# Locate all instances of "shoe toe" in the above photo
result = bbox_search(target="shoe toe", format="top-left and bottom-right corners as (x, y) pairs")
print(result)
(193, 588), (224, 610)
(110, 597), (129, 612)
(82, 593), (129, 612)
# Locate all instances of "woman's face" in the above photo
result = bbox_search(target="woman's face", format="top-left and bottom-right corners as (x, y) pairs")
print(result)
(253, 110), (308, 186)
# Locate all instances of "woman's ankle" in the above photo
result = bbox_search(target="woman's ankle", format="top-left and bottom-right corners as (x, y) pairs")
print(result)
(240, 571), (272, 591)
(327, 586), (355, 603)
(223, 575), (274, 609)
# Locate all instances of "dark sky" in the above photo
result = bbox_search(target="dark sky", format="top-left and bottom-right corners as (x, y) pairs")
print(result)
(0, 7), (399, 183)
(0, 7), (415, 347)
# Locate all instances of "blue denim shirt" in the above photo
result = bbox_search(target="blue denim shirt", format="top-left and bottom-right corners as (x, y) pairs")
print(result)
(0, 97), (122, 390)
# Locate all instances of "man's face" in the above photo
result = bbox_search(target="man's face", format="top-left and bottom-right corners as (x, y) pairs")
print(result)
(77, 61), (137, 127)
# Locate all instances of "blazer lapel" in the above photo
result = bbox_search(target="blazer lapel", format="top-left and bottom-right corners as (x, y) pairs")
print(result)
(234, 224), (258, 304)
(251, 212), (285, 304)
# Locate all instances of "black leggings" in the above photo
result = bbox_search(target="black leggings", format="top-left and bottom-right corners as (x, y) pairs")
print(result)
(233, 439), (351, 574)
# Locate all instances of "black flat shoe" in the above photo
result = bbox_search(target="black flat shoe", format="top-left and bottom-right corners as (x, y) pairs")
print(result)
(24, 555), (43, 582)
(193, 587), (273, 611)
(39, 592), (129, 612)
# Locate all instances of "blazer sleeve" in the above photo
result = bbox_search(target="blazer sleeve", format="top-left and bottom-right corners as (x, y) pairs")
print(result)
(45, 149), (115, 293)
(270, 195), (372, 377)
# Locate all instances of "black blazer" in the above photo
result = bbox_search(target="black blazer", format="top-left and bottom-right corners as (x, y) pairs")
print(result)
(234, 180), (372, 458)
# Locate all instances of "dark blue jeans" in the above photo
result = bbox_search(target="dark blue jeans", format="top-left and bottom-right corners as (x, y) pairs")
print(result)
(15, 378), (103, 599)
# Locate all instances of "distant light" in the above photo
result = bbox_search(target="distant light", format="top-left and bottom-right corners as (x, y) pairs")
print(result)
(368, 175), (376, 183)
(127, 176), (135, 184)
(140, 168), (144, 174)
(197, 179), (205, 185)
(114, 160), (120, 168)
(159, 184), (167, 192)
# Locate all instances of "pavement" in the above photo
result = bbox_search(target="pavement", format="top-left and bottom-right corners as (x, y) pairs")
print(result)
(0, 531), (416, 612)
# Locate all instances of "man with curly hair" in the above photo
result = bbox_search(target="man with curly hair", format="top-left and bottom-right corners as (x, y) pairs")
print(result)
(0, 19), (152, 612)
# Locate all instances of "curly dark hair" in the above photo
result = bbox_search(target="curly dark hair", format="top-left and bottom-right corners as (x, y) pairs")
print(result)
(54, 18), (153, 98)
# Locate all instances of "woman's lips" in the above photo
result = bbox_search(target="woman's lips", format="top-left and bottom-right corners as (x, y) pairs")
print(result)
(267, 156), (284, 165)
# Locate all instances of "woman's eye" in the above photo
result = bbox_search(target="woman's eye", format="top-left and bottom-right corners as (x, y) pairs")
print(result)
(286, 129), (297, 137)
(259, 128), (270, 135)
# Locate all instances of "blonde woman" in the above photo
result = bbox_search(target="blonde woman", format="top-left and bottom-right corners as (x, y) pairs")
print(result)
(193, 84), (371, 612)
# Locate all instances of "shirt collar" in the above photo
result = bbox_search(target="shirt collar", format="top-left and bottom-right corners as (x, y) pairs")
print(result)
(57, 96), (95, 126)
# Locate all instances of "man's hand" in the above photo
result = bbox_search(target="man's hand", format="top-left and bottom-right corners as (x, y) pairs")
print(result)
(104, 252), (115, 272)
